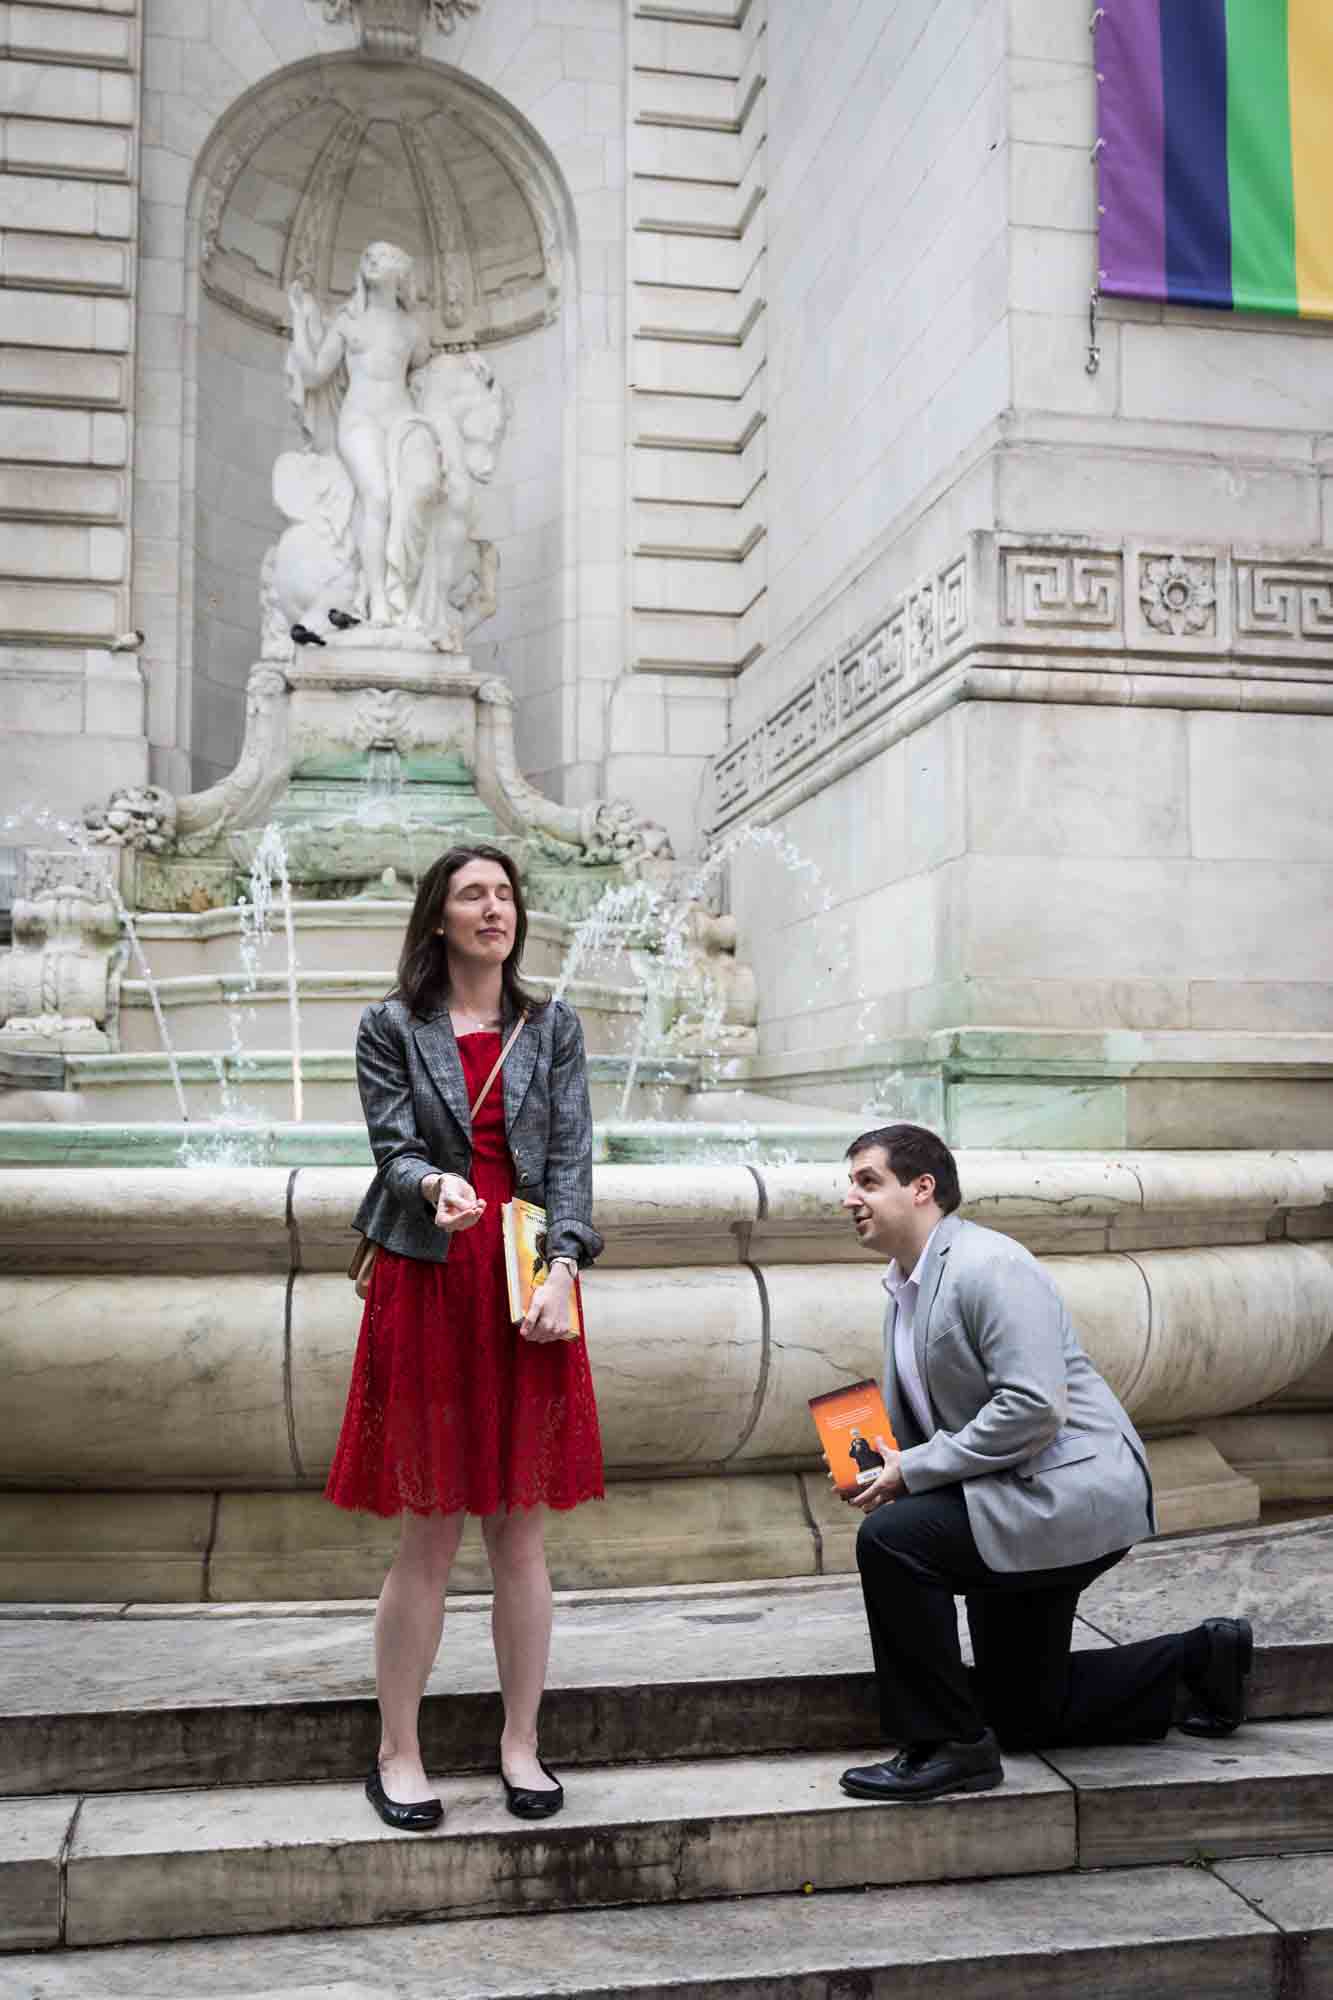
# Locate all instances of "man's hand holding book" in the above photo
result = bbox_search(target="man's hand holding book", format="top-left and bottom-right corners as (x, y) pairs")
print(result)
(845, 1450), (904, 1512)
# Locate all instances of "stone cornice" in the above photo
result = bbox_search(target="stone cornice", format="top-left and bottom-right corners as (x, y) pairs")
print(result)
(708, 533), (1333, 832)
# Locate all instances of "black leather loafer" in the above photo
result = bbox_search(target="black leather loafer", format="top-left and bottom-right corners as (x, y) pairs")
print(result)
(500, 1759), (564, 1820)
(1180, 1617), (1253, 1737)
(841, 1731), (1003, 1804)
(365, 1767), (443, 1832)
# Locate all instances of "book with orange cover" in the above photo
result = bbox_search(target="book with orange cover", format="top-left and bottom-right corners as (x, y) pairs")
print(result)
(809, 1379), (898, 1498)
(501, 1197), (584, 1341)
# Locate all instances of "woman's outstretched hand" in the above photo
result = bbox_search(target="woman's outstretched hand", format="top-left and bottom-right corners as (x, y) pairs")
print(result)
(520, 1262), (575, 1343)
(426, 1173), (486, 1234)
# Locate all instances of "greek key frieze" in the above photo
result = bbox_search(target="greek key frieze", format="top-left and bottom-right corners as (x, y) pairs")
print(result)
(713, 737), (755, 816)
(816, 664), (839, 737)
(1001, 550), (1122, 631)
(939, 556), (968, 647)
(1235, 561), (1333, 643)
(766, 685), (819, 779)
(710, 550), (970, 823)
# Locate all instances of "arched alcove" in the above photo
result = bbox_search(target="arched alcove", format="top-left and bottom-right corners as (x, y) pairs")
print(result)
(185, 57), (575, 789)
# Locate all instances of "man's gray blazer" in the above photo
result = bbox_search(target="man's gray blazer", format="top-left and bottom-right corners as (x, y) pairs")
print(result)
(351, 995), (603, 1269)
(885, 1213), (1154, 1572)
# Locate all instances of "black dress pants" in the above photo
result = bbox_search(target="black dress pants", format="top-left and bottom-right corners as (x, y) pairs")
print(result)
(855, 1485), (1183, 1750)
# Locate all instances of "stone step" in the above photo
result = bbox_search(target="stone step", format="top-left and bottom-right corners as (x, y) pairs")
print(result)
(4, 1520), (1329, 1797)
(0, 1578), (885, 1797)
(2, 1745), (1074, 1949)
(7, 1856), (1328, 1999)
(116, 971), (644, 1056)
(6, 1723), (1333, 1953)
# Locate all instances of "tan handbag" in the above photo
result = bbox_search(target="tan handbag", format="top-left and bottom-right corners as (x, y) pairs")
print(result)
(349, 1012), (528, 1301)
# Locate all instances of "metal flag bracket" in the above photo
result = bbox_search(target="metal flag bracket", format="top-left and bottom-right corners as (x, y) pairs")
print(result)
(1086, 289), (1102, 375)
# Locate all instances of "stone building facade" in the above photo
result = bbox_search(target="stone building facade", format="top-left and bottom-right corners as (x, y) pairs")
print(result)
(2, 0), (1330, 1142)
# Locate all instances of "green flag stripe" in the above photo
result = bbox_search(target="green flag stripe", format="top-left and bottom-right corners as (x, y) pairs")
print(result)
(1226, 0), (1298, 315)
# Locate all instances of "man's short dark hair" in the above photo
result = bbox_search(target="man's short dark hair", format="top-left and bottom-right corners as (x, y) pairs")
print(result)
(846, 1123), (962, 1214)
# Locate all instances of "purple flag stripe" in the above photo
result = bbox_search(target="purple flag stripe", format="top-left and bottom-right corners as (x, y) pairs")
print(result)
(1096, 0), (1166, 302)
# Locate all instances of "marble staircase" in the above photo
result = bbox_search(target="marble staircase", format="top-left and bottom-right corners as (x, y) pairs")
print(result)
(2, 1518), (1331, 1989)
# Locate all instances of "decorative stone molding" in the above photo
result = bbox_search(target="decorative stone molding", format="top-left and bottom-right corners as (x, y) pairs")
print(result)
(713, 548), (967, 823)
(281, 113), (367, 296)
(82, 786), (178, 855)
(0, 850), (121, 1054)
(474, 680), (674, 867)
(401, 121), (470, 333)
(1001, 547), (1121, 631)
(709, 532), (1333, 830)
(199, 87), (328, 272)
(320, 0), (481, 54)
(348, 690), (423, 754)
(1235, 557), (1333, 645)
(174, 666), (292, 859)
(1140, 553), (1217, 637)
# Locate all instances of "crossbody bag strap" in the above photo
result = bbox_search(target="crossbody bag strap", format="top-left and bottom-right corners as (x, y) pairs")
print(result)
(468, 1010), (528, 1121)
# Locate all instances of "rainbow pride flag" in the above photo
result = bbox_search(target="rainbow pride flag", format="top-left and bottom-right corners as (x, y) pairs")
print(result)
(1096, 0), (1333, 318)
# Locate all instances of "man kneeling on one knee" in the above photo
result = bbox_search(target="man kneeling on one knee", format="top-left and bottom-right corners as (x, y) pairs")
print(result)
(837, 1123), (1253, 1805)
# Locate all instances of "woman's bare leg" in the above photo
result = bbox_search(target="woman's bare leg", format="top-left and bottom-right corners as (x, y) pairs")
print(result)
(375, 1509), (467, 1802)
(481, 1507), (558, 1791)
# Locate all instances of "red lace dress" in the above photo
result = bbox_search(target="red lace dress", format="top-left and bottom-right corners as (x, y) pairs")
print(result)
(325, 1031), (605, 1516)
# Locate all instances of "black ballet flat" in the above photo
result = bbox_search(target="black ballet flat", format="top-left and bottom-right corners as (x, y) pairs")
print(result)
(500, 1759), (564, 1820)
(365, 1766), (443, 1832)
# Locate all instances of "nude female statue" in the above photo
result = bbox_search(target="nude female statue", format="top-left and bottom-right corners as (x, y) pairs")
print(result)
(286, 241), (442, 628)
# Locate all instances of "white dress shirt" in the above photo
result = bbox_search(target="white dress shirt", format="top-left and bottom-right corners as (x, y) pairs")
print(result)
(883, 1223), (940, 1440)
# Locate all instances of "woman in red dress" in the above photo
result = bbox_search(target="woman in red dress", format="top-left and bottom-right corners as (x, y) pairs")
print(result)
(326, 843), (604, 1831)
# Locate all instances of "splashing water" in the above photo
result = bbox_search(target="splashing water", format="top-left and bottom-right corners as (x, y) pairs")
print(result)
(248, 823), (304, 1124)
(547, 822), (869, 1124)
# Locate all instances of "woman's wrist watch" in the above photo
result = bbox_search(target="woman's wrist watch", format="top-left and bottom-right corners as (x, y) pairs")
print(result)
(549, 1254), (579, 1279)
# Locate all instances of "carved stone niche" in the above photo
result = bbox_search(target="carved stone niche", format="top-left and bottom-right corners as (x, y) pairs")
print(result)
(0, 851), (122, 1055)
(199, 37), (556, 348)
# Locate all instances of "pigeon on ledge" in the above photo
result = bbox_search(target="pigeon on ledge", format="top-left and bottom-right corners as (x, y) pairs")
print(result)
(290, 624), (327, 648)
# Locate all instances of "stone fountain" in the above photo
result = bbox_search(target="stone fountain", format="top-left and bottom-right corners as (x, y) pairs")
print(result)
(0, 240), (771, 1135)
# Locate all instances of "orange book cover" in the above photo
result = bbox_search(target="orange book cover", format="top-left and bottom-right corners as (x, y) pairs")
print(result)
(809, 1379), (898, 1498)
(502, 1197), (584, 1341)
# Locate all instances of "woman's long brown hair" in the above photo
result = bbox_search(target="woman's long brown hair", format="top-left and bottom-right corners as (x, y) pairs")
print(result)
(391, 844), (547, 1020)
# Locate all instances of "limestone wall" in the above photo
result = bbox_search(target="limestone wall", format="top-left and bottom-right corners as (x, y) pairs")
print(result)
(189, 293), (285, 788)
(726, 676), (1333, 1145)
(739, 0), (1010, 733)
(0, 0), (149, 822)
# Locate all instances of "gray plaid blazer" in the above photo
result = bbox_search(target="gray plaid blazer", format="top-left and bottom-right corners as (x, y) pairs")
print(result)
(351, 995), (602, 1269)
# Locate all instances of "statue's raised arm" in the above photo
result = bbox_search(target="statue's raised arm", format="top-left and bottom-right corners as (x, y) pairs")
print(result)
(286, 281), (346, 452)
